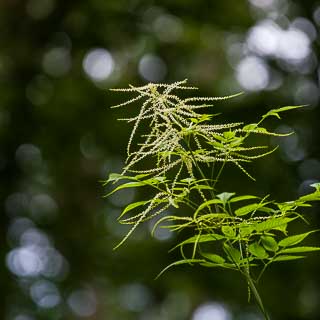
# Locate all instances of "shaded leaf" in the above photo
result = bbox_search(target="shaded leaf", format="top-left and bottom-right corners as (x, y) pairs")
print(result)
(201, 252), (225, 264)
(273, 255), (305, 262)
(224, 243), (241, 264)
(119, 200), (151, 219)
(261, 236), (278, 252)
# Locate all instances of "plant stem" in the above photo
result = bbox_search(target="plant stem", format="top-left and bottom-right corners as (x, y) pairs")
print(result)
(243, 269), (270, 320)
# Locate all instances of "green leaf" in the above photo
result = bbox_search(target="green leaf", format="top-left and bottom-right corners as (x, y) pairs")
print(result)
(212, 133), (225, 142)
(201, 252), (225, 264)
(280, 246), (320, 254)
(243, 123), (258, 131)
(194, 199), (223, 217)
(223, 243), (241, 264)
(180, 178), (195, 184)
(106, 181), (147, 196)
(156, 259), (206, 279)
(197, 213), (229, 222)
(229, 195), (258, 203)
(223, 131), (235, 140)
(208, 141), (225, 148)
(255, 217), (295, 232)
(221, 226), (236, 237)
(278, 231), (317, 247)
(107, 176), (167, 196)
(249, 242), (268, 259)
(217, 192), (235, 205)
(191, 185), (214, 191)
(171, 234), (225, 251)
(262, 105), (304, 120)
(261, 236), (278, 252)
(239, 225), (255, 237)
(299, 192), (320, 202)
(310, 183), (320, 192)
(235, 203), (261, 216)
(273, 255), (305, 262)
(119, 200), (151, 219)
(104, 173), (134, 184)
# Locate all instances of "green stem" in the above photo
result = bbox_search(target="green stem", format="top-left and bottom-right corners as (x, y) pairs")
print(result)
(243, 270), (270, 320)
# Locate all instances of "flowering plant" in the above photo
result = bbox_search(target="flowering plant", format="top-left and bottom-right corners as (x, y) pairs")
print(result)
(104, 80), (320, 319)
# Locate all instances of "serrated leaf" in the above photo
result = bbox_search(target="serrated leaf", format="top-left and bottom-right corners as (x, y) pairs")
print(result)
(249, 242), (268, 259)
(221, 226), (236, 237)
(280, 246), (320, 254)
(201, 252), (225, 264)
(239, 225), (255, 237)
(278, 231), (317, 247)
(212, 134), (225, 142)
(255, 217), (295, 232)
(207, 140), (225, 148)
(273, 255), (305, 262)
(223, 131), (235, 140)
(261, 236), (278, 252)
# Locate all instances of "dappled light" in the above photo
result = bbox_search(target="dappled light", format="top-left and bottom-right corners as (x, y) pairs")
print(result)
(1, 0), (320, 319)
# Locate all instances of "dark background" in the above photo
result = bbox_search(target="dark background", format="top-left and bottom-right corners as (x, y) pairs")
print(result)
(1, 0), (320, 319)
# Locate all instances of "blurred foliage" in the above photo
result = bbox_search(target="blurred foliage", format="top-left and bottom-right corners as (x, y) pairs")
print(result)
(1, 0), (320, 320)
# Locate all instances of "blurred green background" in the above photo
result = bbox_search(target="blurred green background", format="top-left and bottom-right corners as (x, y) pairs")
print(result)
(1, 0), (320, 319)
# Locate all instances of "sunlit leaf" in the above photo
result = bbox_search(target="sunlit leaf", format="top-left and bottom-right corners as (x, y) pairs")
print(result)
(262, 105), (304, 120)
(221, 225), (236, 237)
(278, 231), (318, 247)
(156, 259), (206, 279)
(235, 203), (261, 216)
(217, 192), (235, 205)
(255, 217), (295, 232)
(249, 242), (268, 259)
(229, 195), (258, 203)
(194, 199), (223, 217)
(280, 246), (320, 254)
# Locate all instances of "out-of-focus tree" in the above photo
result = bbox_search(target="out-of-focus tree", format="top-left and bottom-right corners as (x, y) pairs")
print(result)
(1, 1), (320, 319)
